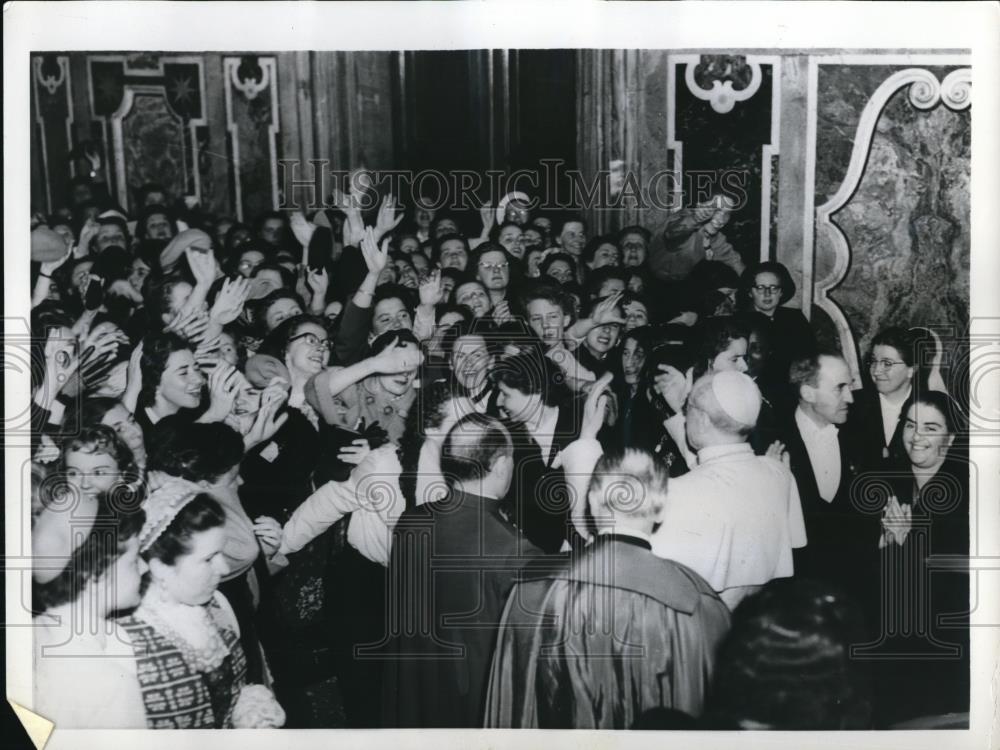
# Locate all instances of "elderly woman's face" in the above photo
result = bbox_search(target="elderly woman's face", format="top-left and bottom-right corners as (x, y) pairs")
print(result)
(152, 526), (229, 606)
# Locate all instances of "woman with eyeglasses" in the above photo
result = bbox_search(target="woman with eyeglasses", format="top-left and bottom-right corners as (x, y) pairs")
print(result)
(848, 326), (926, 474)
(737, 261), (815, 405)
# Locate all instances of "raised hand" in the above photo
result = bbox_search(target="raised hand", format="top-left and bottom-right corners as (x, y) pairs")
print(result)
(289, 212), (316, 248)
(210, 276), (251, 326)
(75, 219), (100, 257)
(418, 269), (445, 308)
(653, 364), (688, 414)
(244, 396), (289, 451)
(590, 292), (626, 326)
(306, 267), (329, 300)
(107, 279), (144, 304)
(40, 246), (73, 277)
(374, 193), (404, 241)
(200, 362), (240, 423)
(479, 204), (496, 235)
(581, 372), (614, 440)
(360, 227), (390, 277)
(373, 339), (424, 374)
(185, 246), (217, 288)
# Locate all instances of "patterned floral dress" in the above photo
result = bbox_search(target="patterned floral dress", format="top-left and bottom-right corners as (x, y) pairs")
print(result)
(118, 594), (248, 729)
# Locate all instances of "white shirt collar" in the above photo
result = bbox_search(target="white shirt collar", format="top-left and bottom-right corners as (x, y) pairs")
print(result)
(796, 405), (838, 438)
(696, 442), (753, 465)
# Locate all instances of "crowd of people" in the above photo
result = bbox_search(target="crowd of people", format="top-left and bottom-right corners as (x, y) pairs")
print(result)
(27, 162), (969, 731)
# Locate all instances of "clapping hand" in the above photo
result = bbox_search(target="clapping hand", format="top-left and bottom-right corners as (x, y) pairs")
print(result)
(880, 495), (913, 548)
(491, 299), (514, 323)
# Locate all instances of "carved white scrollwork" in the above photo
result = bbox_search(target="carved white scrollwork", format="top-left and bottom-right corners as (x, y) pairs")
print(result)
(683, 59), (764, 114)
(34, 56), (67, 95)
(813, 66), (971, 387)
(229, 58), (271, 101)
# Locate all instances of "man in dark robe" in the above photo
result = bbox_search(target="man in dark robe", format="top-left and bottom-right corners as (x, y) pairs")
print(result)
(380, 413), (547, 727)
(484, 439), (731, 728)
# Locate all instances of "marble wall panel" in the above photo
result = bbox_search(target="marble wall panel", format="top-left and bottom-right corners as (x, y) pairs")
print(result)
(816, 65), (970, 359)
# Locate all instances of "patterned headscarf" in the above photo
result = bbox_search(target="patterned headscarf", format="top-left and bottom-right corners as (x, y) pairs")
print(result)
(138, 473), (202, 553)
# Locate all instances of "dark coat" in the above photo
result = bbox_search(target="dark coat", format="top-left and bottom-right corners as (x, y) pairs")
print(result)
(779, 407), (880, 594)
(845, 386), (909, 475)
(381, 489), (546, 728)
(484, 534), (731, 728)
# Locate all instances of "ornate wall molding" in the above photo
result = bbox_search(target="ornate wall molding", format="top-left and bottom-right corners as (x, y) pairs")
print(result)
(32, 55), (74, 213)
(224, 56), (280, 221)
(804, 56), (971, 386)
(667, 54), (780, 261)
(87, 54), (207, 211)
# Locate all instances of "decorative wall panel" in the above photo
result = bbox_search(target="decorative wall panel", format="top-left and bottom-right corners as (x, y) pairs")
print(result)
(88, 54), (207, 211)
(224, 56), (280, 221)
(806, 57), (971, 386)
(31, 55), (74, 213)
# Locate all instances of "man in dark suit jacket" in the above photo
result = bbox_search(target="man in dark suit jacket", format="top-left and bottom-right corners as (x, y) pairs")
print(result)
(380, 413), (548, 728)
(781, 352), (879, 596)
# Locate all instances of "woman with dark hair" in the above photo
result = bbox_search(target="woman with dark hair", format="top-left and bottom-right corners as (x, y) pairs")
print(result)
(849, 326), (925, 473)
(440, 318), (496, 406)
(62, 396), (147, 467)
(691, 316), (749, 380)
(146, 419), (283, 687)
(493, 351), (582, 552)
(253, 288), (305, 335)
(540, 251), (578, 286)
(866, 390), (969, 727)
(135, 204), (178, 242)
(133, 332), (238, 437)
(33, 425), (142, 585)
(33, 496), (148, 728)
(118, 488), (285, 728)
(737, 261), (815, 395)
(602, 325), (662, 456)
(706, 578), (872, 729)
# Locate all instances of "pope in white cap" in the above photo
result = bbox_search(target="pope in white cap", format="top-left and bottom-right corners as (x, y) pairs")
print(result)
(651, 370), (807, 611)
